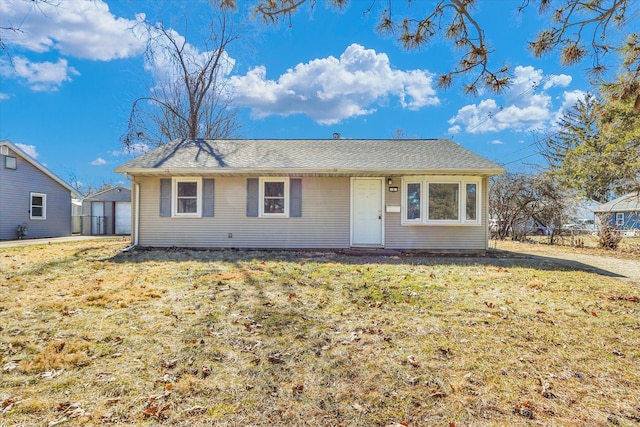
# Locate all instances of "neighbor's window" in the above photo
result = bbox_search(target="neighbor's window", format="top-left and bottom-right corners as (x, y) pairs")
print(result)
(402, 177), (481, 225)
(5, 156), (17, 169)
(30, 192), (47, 220)
(616, 213), (625, 227)
(173, 178), (202, 217)
(260, 178), (289, 216)
(406, 183), (421, 221)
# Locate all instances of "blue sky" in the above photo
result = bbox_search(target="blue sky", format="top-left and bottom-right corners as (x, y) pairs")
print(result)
(0, 0), (614, 191)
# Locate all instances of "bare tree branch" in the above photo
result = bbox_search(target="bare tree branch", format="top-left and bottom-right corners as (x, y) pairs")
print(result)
(121, 8), (241, 150)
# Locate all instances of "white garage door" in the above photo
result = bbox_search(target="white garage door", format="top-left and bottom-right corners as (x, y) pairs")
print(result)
(115, 202), (132, 235)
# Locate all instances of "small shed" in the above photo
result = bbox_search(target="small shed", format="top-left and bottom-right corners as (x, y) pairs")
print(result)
(79, 186), (132, 235)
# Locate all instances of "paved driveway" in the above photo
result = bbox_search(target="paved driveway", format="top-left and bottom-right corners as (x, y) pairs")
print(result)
(0, 235), (130, 248)
(492, 241), (640, 283)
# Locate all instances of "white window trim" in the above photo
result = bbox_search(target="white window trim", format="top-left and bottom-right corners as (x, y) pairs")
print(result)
(401, 176), (482, 226)
(5, 156), (17, 169)
(405, 181), (423, 223)
(259, 177), (289, 218)
(426, 181), (461, 223)
(30, 192), (47, 220)
(172, 177), (202, 218)
(616, 213), (624, 226)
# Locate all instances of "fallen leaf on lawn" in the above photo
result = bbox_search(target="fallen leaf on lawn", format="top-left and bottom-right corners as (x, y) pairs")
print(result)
(40, 368), (64, 379)
(407, 355), (420, 368)
(202, 365), (211, 377)
(268, 355), (285, 364)
(185, 406), (207, 416)
(3, 360), (20, 372)
(1, 397), (22, 413)
(513, 402), (536, 419)
(352, 402), (366, 412)
(163, 359), (178, 368)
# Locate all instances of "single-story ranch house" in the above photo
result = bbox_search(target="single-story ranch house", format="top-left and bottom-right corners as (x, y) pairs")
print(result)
(594, 191), (640, 232)
(114, 139), (504, 253)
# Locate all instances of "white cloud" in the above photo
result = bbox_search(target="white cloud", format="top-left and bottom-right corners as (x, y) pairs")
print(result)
(0, 0), (145, 61)
(111, 143), (150, 157)
(552, 89), (588, 124)
(448, 125), (461, 135)
(0, 93), (10, 101)
(0, 0), (145, 91)
(90, 157), (108, 166)
(489, 139), (504, 145)
(15, 143), (38, 158)
(448, 65), (574, 134)
(1, 56), (79, 91)
(229, 43), (439, 125)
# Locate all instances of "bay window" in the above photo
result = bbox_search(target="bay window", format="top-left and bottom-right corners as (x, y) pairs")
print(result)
(402, 177), (481, 225)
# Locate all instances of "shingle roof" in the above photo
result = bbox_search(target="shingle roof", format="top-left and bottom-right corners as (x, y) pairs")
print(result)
(114, 138), (504, 176)
(593, 192), (640, 213)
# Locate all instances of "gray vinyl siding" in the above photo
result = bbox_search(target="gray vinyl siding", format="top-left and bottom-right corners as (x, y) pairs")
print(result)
(0, 148), (71, 240)
(136, 176), (351, 248)
(384, 177), (490, 251)
(132, 175), (491, 251)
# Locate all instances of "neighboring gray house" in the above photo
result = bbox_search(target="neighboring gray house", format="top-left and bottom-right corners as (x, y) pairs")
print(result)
(79, 186), (132, 236)
(114, 139), (504, 253)
(594, 192), (640, 232)
(0, 140), (79, 240)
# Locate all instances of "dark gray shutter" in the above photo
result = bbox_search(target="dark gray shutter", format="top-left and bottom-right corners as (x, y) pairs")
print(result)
(290, 178), (302, 217)
(160, 178), (171, 217)
(203, 179), (215, 217)
(246, 178), (259, 217)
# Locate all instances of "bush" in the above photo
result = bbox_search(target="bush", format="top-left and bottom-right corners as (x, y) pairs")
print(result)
(598, 225), (623, 249)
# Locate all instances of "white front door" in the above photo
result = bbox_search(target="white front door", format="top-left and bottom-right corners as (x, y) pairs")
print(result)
(91, 202), (104, 235)
(115, 202), (131, 235)
(351, 178), (384, 246)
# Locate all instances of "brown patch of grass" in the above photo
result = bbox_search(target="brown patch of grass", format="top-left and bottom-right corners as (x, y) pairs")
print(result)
(1, 239), (639, 426)
(19, 338), (93, 373)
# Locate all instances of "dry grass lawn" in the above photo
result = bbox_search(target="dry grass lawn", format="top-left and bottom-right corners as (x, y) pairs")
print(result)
(1, 238), (639, 426)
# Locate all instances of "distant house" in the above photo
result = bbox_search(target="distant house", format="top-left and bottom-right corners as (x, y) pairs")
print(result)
(594, 192), (640, 231)
(0, 140), (79, 240)
(115, 139), (504, 253)
(79, 186), (132, 236)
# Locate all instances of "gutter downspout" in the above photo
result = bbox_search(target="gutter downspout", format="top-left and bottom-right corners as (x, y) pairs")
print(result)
(123, 173), (139, 251)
